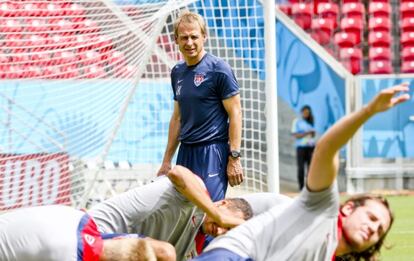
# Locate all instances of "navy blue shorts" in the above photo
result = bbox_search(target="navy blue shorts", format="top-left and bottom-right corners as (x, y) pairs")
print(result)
(177, 141), (229, 201)
(190, 248), (253, 261)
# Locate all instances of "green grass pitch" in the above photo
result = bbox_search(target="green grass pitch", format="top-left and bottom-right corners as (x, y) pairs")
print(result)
(380, 195), (414, 260)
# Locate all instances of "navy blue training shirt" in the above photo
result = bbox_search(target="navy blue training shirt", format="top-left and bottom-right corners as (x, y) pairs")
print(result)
(171, 53), (240, 144)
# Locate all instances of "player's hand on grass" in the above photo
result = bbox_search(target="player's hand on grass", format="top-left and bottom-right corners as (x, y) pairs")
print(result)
(366, 83), (411, 115)
(227, 157), (243, 186)
(157, 162), (172, 177)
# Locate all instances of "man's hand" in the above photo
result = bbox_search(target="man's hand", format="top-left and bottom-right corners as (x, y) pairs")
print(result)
(157, 162), (172, 177)
(227, 157), (243, 186)
(214, 208), (245, 229)
(366, 83), (410, 114)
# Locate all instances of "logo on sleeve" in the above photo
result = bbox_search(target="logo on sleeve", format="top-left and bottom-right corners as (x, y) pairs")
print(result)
(194, 73), (205, 87)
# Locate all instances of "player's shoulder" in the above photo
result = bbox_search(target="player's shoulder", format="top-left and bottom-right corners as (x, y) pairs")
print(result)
(207, 54), (232, 72)
(172, 60), (187, 72)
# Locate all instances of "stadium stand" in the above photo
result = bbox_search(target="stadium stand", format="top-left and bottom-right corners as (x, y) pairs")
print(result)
(276, 0), (409, 74)
(0, 1), (170, 79)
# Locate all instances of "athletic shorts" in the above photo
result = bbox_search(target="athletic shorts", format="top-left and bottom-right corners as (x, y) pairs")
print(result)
(177, 141), (229, 201)
(190, 248), (253, 261)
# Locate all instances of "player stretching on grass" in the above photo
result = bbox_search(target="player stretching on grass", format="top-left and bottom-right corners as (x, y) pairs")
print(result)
(0, 205), (164, 261)
(89, 165), (253, 261)
(192, 83), (410, 261)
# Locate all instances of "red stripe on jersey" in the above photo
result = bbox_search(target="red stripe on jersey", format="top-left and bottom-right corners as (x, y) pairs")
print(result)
(332, 213), (343, 261)
(77, 214), (103, 261)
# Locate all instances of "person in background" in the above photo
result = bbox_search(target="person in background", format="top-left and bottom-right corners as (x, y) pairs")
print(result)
(291, 105), (316, 190)
(157, 11), (243, 202)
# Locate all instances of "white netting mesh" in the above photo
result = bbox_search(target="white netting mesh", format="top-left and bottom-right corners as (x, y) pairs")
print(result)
(0, 0), (268, 210)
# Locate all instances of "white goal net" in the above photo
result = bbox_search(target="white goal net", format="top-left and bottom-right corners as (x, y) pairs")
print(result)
(0, 0), (270, 210)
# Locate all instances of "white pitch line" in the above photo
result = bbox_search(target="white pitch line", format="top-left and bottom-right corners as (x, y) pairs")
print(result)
(393, 230), (414, 234)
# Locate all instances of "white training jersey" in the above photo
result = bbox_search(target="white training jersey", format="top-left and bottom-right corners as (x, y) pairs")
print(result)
(88, 176), (205, 261)
(204, 184), (339, 261)
(240, 192), (293, 216)
(0, 205), (102, 261)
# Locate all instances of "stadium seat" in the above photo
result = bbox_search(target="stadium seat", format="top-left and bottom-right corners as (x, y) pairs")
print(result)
(0, 19), (22, 33)
(334, 31), (358, 47)
(369, 47), (392, 61)
(340, 17), (363, 43)
(369, 60), (392, 74)
(341, 59), (361, 74)
(341, 2), (365, 19)
(311, 18), (335, 45)
(276, 4), (292, 16)
(60, 64), (80, 79)
(401, 32), (414, 48)
(402, 46), (414, 61)
(368, 31), (391, 47)
(402, 17), (414, 33)
(400, 2), (414, 20)
(83, 65), (106, 79)
(62, 3), (86, 16)
(45, 2), (64, 17)
(21, 2), (44, 17)
(25, 18), (48, 33)
(368, 2), (391, 17)
(0, 2), (18, 17)
(368, 17), (391, 33)
(339, 47), (363, 60)
(292, 3), (313, 30)
(31, 51), (52, 66)
(401, 60), (414, 73)
(316, 2), (339, 27)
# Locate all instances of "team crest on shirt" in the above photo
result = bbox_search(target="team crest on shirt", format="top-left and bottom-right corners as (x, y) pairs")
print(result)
(84, 234), (96, 245)
(193, 73), (205, 87)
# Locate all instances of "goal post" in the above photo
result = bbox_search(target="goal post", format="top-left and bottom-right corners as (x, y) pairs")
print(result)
(0, 0), (277, 210)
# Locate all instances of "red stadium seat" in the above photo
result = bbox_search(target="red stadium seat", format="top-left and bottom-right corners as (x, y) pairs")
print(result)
(368, 2), (391, 17)
(402, 17), (414, 33)
(311, 18), (335, 45)
(368, 17), (391, 33)
(0, 19), (22, 33)
(342, 0), (362, 3)
(340, 17), (363, 43)
(339, 47), (363, 74)
(62, 3), (86, 16)
(401, 60), (414, 73)
(401, 32), (414, 48)
(341, 60), (361, 74)
(369, 47), (392, 61)
(334, 31), (358, 47)
(339, 47), (363, 60)
(369, 60), (392, 74)
(31, 51), (52, 66)
(25, 18), (48, 33)
(292, 3), (313, 30)
(276, 4), (292, 16)
(45, 2), (64, 17)
(60, 65), (80, 78)
(21, 2), (44, 17)
(83, 65), (106, 78)
(368, 31), (391, 47)
(0, 2), (18, 17)
(402, 46), (414, 61)
(400, 2), (414, 20)
(342, 2), (365, 19)
(316, 2), (339, 27)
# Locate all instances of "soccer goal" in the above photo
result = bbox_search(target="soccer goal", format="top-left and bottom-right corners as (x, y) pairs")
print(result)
(0, 0), (277, 210)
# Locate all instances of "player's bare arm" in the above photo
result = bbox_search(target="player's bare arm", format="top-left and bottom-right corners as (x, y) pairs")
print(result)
(158, 101), (181, 176)
(167, 165), (245, 228)
(222, 94), (243, 186)
(307, 83), (410, 192)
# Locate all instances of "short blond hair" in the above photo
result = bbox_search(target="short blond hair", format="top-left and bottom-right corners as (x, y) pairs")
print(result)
(173, 11), (207, 38)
